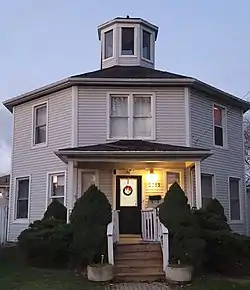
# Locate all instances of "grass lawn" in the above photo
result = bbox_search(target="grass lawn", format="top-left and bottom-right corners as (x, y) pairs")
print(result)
(186, 277), (250, 290)
(0, 246), (104, 290)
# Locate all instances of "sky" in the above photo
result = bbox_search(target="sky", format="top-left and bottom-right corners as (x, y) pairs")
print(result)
(0, 0), (250, 175)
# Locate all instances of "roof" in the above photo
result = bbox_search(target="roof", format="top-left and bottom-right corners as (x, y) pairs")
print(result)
(58, 140), (208, 152)
(0, 175), (10, 187)
(3, 66), (250, 113)
(72, 66), (188, 79)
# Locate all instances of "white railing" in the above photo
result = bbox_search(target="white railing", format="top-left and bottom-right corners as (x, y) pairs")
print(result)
(142, 208), (169, 272)
(0, 205), (8, 244)
(107, 210), (119, 265)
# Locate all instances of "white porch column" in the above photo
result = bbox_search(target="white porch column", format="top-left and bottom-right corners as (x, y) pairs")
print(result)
(195, 161), (202, 209)
(67, 160), (75, 223)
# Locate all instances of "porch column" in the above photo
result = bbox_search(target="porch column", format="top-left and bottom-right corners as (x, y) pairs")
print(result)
(195, 161), (202, 209)
(67, 160), (75, 223)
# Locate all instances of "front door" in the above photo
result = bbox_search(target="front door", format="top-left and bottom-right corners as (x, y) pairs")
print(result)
(116, 176), (142, 235)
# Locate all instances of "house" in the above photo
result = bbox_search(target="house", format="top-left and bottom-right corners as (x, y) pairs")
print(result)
(0, 174), (9, 206)
(3, 16), (250, 256)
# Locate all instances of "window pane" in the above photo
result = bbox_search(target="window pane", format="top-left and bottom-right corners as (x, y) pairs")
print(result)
(167, 172), (180, 190)
(104, 30), (113, 59)
(51, 174), (65, 197)
(201, 175), (213, 199)
(110, 96), (128, 117)
(82, 172), (96, 195)
(122, 28), (134, 55)
(133, 96), (151, 116)
(143, 30), (151, 59)
(18, 179), (29, 199)
(36, 106), (46, 126)
(229, 178), (240, 220)
(17, 200), (28, 219)
(110, 117), (128, 138)
(214, 126), (223, 146)
(35, 125), (46, 144)
(133, 117), (151, 138)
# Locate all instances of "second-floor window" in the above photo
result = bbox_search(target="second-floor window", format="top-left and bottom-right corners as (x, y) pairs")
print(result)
(33, 103), (47, 145)
(213, 104), (226, 147)
(109, 94), (154, 139)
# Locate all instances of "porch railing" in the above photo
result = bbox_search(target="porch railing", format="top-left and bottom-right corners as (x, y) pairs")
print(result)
(141, 208), (169, 272)
(107, 210), (119, 265)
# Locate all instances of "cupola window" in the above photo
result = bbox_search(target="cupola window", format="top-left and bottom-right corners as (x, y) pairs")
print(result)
(121, 27), (134, 55)
(104, 29), (113, 59)
(143, 30), (151, 60)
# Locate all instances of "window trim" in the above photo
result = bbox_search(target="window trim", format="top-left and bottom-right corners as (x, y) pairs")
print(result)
(119, 24), (138, 58)
(106, 92), (156, 140)
(141, 27), (153, 63)
(46, 171), (66, 209)
(78, 169), (99, 198)
(32, 101), (48, 148)
(212, 103), (227, 149)
(228, 176), (243, 223)
(165, 169), (184, 193)
(13, 175), (31, 223)
(103, 28), (114, 61)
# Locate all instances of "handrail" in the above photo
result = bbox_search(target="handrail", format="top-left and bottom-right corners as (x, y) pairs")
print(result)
(160, 223), (169, 272)
(107, 210), (119, 265)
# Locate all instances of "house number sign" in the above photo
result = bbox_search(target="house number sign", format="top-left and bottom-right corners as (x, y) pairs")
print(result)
(147, 182), (161, 188)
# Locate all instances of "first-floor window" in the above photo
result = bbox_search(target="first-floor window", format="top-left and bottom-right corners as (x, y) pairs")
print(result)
(167, 171), (180, 190)
(201, 174), (214, 208)
(229, 177), (241, 221)
(81, 171), (97, 195)
(16, 177), (30, 219)
(48, 173), (65, 205)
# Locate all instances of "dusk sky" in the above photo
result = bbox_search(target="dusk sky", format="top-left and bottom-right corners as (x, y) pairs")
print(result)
(0, 0), (250, 174)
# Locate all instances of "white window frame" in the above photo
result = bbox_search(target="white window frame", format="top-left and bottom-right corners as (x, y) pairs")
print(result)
(13, 175), (31, 223)
(78, 169), (99, 198)
(213, 103), (227, 148)
(103, 27), (114, 61)
(46, 171), (66, 209)
(119, 24), (138, 58)
(107, 92), (156, 140)
(201, 173), (215, 206)
(141, 27), (154, 63)
(32, 101), (48, 148)
(165, 169), (184, 192)
(228, 176), (243, 223)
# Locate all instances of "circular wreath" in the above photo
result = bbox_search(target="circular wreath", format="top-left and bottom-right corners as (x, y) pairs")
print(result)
(123, 185), (133, 196)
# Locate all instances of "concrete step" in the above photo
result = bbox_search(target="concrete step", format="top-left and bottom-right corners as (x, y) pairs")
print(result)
(115, 272), (165, 282)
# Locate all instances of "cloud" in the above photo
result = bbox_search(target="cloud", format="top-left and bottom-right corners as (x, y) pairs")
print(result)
(0, 104), (12, 175)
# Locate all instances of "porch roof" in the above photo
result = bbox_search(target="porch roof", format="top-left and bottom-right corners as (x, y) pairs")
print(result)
(55, 140), (212, 163)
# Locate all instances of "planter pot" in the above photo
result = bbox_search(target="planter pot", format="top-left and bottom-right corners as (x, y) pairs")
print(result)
(165, 265), (193, 283)
(87, 264), (114, 282)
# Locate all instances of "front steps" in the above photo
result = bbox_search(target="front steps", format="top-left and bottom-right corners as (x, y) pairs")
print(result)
(114, 240), (165, 282)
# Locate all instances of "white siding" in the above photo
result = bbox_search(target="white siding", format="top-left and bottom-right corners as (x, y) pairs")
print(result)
(190, 89), (247, 234)
(78, 86), (186, 146)
(9, 88), (72, 241)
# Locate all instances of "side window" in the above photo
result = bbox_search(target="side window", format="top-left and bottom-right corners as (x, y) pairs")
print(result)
(15, 177), (30, 219)
(33, 103), (47, 145)
(81, 171), (98, 195)
(213, 104), (226, 147)
(142, 30), (151, 60)
(201, 174), (214, 208)
(48, 172), (65, 205)
(104, 29), (113, 59)
(229, 177), (241, 221)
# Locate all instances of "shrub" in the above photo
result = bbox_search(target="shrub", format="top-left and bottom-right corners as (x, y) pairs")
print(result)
(18, 218), (73, 268)
(159, 182), (205, 267)
(43, 199), (67, 222)
(70, 184), (112, 267)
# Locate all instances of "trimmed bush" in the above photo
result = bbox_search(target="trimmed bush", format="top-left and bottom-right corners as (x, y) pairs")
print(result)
(43, 199), (67, 222)
(159, 182), (205, 267)
(70, 184), (112, 267)
(18, 218), (73, 268)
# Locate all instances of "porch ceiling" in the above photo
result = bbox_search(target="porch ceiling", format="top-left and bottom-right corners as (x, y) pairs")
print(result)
(55, 140), (212, 164)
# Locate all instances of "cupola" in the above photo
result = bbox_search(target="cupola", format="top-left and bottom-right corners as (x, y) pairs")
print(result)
(98, 16), (158, 69)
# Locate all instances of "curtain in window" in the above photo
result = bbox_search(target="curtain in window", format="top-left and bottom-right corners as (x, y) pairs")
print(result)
(133, 96), (151, 138)
(110, 96), (128, 138)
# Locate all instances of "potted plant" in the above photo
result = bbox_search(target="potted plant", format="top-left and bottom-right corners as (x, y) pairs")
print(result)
(159, 182), (205, 283)
(70, 184), (114, 282)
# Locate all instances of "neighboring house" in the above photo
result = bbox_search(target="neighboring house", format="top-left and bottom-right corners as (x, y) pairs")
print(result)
(3, 16), (250, 242)
(0, 174), (10, 206)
